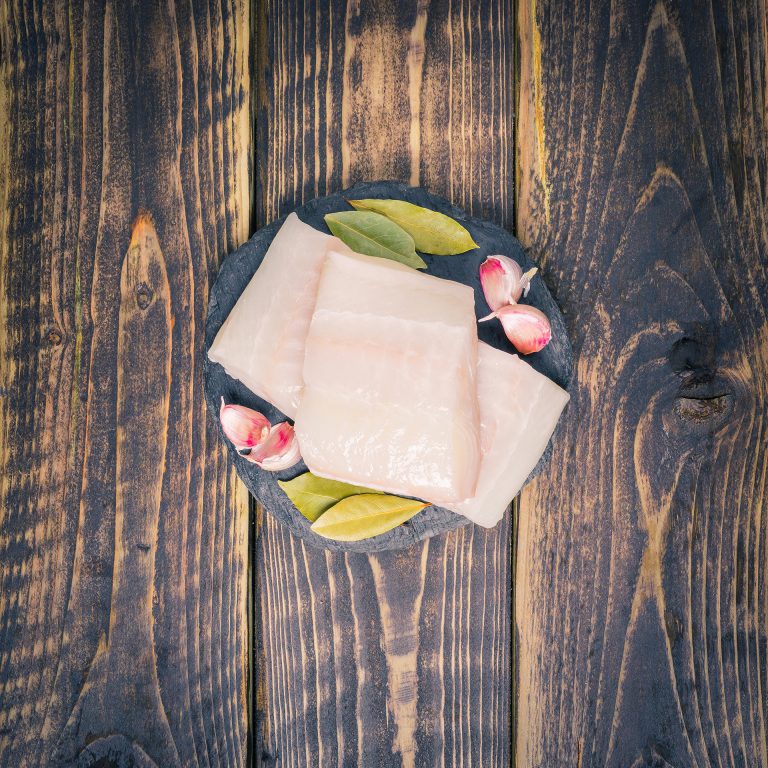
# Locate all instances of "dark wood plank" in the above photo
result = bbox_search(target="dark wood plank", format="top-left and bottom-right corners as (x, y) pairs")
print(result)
(0, 2), (252, 765)
(256, 0), (515, 229)
(516, 1), (768, 766)
(257, 510), (512, 768)
(254, 1), (515, 765)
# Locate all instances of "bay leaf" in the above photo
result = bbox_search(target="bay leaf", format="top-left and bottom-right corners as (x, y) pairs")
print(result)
(311, 493), (428, 542)
(324, 211), (427, 270)
(348, 198), (478, 255)
(278, 472), (381, 523)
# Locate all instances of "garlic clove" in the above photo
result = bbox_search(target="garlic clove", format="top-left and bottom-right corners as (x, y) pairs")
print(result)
(479, 255), (521, 311)
(479, 304), (552, 354)
(480, 255), (539, 309)
(219, 397), (270, 450)
(242, 421), (302, 471)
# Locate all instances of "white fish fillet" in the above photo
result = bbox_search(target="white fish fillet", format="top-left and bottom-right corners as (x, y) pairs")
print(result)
(296, 249), (481, 505)
(207, 213), (350, 418)
(446, 342), (570, 527)
(211, 215), (568, 527)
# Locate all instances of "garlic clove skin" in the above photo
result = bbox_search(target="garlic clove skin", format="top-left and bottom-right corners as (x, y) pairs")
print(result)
(243, 421), (302, 471)
(519, 267), (538, 299)
(480, 304), (552, 354)
(219, 397), (270, 450)
(480, 255), (539, 310)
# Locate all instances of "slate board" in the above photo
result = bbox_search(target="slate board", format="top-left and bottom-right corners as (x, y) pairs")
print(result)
(204, 181), (573, 552)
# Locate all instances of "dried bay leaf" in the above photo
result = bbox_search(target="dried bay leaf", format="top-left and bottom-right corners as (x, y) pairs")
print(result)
(278, 472), (381, 522)
(311, 493), (428, 541)
(348, 198), (478, 255)
(324, 211), (427, 270)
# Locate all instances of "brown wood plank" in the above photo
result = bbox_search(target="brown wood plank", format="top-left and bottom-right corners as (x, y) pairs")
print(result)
(254, 1), (515, 766)
(0, 2), (252, 766)
(257, 510), (512, 768)
(256, 0), (515, 230)
(516, 1), (768, 766)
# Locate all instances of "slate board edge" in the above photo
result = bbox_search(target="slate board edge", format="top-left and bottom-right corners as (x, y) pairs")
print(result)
(204, 181), (573, 553)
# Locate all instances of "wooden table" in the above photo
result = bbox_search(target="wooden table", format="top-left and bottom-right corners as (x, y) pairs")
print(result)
(1, 1), (765, 766)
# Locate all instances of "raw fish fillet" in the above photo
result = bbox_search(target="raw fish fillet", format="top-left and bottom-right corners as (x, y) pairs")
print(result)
(446, 342), (569, 527)
(208, 213), (350, 418)
(296, 249), (481, 505)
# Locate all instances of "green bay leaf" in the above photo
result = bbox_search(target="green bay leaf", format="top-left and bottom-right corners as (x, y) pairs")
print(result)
(324, 211), (426, 270)
(278, 472), (382, 523)
(311, 493), (428, 542)
(348, 198), (478, 255)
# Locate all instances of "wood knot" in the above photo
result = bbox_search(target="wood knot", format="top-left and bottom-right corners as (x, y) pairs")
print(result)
(673, 370), (732, 426)
(674, 394), (729, 423)
(668, 334), (714, 379)
(135, 282), (154, 310)
(45, 327), (63, 346)
(668, 330), (733, 426)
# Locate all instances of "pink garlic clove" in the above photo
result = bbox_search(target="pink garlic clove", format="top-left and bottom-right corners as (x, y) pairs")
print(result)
(479, 255), (519, 311)
(479, 255), (539, 310)
(479, 303), (552, 355)
(242, 421), (302, 471)
(219, 397), (271, 450)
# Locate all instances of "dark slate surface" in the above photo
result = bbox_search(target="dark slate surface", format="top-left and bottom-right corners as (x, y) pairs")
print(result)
(204, 181), (573, 552)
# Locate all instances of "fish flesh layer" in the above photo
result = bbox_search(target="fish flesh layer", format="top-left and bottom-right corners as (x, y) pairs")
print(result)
(208, 212), (350, 418)
(446, 342), (570, 527)
(295, 249), (481, 505)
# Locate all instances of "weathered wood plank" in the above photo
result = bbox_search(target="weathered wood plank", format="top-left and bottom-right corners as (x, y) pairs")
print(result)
(516, 1), (768, 766)
(0, 2), (252, 766)
(255, 1), (515, 765)
(257, 510), (512, 768)
(256, 0), (515, 229)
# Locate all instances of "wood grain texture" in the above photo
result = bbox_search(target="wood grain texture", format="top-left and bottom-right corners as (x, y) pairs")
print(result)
(256, 0), (515, 229)
(0, 2), (252, 766)
(255, 1), (515, 765)
(516, 1), (768, 766)
(256, 508), (512, 768)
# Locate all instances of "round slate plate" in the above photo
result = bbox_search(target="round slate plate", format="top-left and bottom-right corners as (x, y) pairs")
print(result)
(204, 181), (572, 552)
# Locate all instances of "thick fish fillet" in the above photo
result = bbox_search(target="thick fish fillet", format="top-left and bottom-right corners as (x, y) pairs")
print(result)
(296, 249), (481, 505)
(446, 342), (570, 527)
(207, 213), (350, 418)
